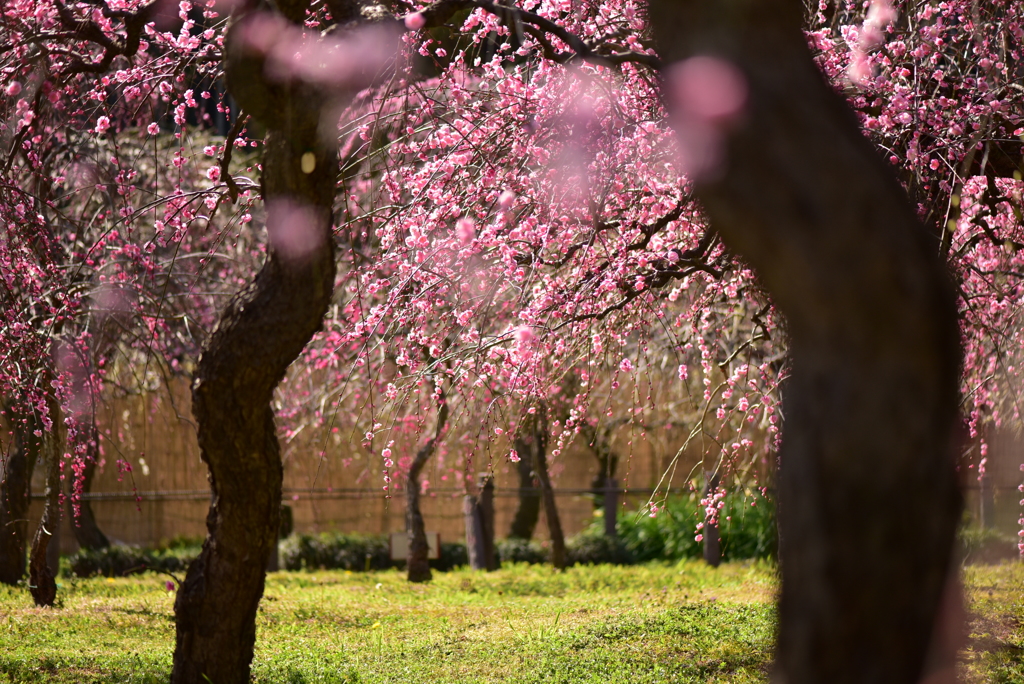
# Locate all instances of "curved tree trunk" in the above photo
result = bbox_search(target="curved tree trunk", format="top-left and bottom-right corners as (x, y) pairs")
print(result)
(29, 400), (65, 607)
(649, 3), (962, 683)
(530, 408), (565, 569)
(171, 3), (342, 681)
(0, 413), (37, 586)
(407, 402), (448, 583)
(66, 423), (109, 551)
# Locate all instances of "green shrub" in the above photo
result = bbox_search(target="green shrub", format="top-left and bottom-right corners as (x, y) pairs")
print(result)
(497, 537), (548, 564)
(435, 542), (469, 571)
(280, 532), (469, 572)
(579, 488), (777, 564)
(959, 525), (1018, 564)
(566, 529), (635, 566)
(67, 543), (200, 578)
(280, 533), (392, 571)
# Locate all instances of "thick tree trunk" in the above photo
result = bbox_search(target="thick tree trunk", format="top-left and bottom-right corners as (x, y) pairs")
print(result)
(649, 3), (962, 683)
(530, 410), (565, 569)
(29, 401), (65, 607)
(407, 403), (448, 583)
(171, 4), (340, 681)
(66, 424), (109, 551)
(509, 434), (541, 540)
(0, 414), (37, 586)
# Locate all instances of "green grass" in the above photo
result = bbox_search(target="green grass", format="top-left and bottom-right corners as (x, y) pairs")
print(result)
(3, 560), (1024, 683)
(0, 561), (775, 683)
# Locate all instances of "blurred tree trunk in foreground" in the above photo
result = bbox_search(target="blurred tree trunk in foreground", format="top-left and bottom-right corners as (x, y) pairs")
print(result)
(649, 1), (962, 682)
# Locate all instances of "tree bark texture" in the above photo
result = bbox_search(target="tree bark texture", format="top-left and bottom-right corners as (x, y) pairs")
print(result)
(407, 402), (448, 583)
(171, 3), (341, 681)
(0, 414), (37, 586)
(530, 410), (566, 570)
(509, 433), (541, 540)
(29, 400), (65, 607)
(66, 423), (109, 551)
(649, 3), (962, 683)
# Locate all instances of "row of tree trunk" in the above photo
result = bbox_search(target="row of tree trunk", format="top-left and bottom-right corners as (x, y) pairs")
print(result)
(0, 407), (110, 598)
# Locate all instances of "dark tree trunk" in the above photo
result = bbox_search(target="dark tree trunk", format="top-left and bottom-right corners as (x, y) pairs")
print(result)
(29, 400), (65, 607)
(509, 434), (541, 540)
(581, 421), (619, 513)
(476, 474), (498, 570)
(171, 3), (342, 681)
(701, 469), (721, 568)
(0, 413), (37, 586)
(650, 3), (962, 683)
(603, 477), (618, 539)
(464, 493), (485, 569)
(530, 410), (565, 569)
(407, 403), (448, 583)
(66, 423), (109, 551)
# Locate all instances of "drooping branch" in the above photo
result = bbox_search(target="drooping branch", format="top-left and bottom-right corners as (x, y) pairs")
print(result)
(415, 0), (661, 70)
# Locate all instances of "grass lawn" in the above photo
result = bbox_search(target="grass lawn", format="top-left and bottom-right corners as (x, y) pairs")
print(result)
(0, 560), (1021, 683)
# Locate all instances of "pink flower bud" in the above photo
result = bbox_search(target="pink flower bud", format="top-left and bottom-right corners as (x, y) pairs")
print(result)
(6, 81), (22, 97)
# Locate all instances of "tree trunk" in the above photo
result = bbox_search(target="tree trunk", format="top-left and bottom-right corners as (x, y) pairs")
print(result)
(0, 413), (37, 586)
(66, 423), (109, 551)
(407, 402), (448, 583)
(29, 400), (65, 607)
(649, 3), (962, 683)
(464, 493), (486, 570)
(509, 434), (541, 540)
(476, 473), (498, 571)
(603, 477), (618, 539)
(530, 410), (565, 569)
(171, 3), (341, 680)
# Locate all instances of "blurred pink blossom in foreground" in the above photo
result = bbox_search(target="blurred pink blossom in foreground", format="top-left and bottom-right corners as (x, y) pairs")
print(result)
(665, 56), (748, 182)
(237, 12), (401, 91)
(266, 198), (328, 264)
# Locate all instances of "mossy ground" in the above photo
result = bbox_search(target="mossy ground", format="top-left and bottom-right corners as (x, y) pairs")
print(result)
(0, 560), (1021, 683)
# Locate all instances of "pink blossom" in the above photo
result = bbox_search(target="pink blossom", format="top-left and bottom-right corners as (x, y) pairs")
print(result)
(265, 198), (328, 264)
(5, 81), (22, 97)
(95, 116), (111, 134)
(669, 57), (747, 123)
(509, 449), (520, 463)
(165, 581), (175, 591)
(147, 122), (160, 135)
(455, 217), (475, 243)
(206, 166), (221, 181)
(497, 190), (516, 209)
(619, 358), (634, 373)
(403, 12), (426, 30)
(666, 56), (747, 181)
(514, 325), (536, 345)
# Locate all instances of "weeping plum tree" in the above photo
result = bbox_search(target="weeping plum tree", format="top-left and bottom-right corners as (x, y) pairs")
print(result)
(2, 0), (1024, 680)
